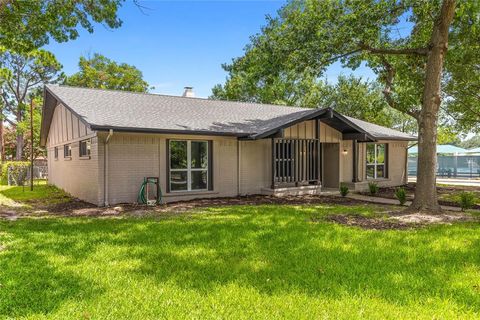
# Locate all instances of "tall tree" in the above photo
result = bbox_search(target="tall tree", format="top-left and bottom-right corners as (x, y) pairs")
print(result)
(65, 53), (151, 93)
(214, 0), (477, 213)
(0, 0), (124, 52)
(0, 48), (62, 160)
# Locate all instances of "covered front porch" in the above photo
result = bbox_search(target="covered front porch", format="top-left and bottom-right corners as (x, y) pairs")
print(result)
(255, 109), (376, 196)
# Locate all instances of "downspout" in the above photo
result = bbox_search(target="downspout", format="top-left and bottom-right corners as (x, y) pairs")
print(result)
(237, 139), (241, 196)
(104, 129), (113, 206)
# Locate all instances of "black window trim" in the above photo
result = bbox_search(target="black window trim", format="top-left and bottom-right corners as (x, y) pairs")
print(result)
(167, 139), (213, 193)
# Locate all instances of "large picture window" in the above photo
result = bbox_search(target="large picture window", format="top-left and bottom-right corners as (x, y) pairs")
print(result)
(169, 140), (210, 192)
(366, 143), (386, 179)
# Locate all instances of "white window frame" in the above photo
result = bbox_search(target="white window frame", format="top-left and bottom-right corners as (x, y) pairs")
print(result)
(169, 140), (209, 192)
(366, 143), (386, 179)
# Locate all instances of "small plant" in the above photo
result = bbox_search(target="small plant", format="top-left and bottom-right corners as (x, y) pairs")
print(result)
(368, 182), (379, 195)
(459, 192), (475, 211)
(339, 183), (349, 197)
(395, 187), (407, 205)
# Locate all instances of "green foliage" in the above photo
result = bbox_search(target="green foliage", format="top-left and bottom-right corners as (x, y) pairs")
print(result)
(437, 126), (461, 145)
(395, 187), (407, 205)
(459, 135), (480, 150)
(339, 183), (349, 197)
(368, 182), (379, 195)
(1, 161), (30, 185)
(0, 0), (124, 52)
(0, 49), (62, 159)
(65, 53), (151, 92)
(458, 192), (476, 211)
(213, 73), (415, 130)
(0, 205), (479, 318)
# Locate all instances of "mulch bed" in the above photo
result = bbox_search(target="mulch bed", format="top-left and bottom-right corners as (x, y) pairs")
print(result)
(325, 212), (478, 230)
(1, 194), (370, 218)
(326, 214), (418, 230)
(362, 183), (480, 210)
(1, 194), (477, 231)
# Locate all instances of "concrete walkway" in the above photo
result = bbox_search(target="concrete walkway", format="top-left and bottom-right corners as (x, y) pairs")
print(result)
(346, 193), (462, 211)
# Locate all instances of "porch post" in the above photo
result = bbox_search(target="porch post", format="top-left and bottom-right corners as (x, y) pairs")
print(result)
(352, 139), (359, 182)
(271, 138), (275, 189)
(315, 119), (321, 185)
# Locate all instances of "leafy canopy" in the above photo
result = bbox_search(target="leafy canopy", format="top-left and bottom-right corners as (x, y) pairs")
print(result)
(0, 0), (124, 52)
(65, 53), (151, 93)
(213, 0), (479, 132)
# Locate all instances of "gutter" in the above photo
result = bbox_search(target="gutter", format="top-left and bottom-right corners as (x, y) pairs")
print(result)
(104, 129), (114, 206)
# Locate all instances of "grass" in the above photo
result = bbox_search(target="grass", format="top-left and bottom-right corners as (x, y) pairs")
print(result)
(0, 180), (70, 208)
(1, 204), (479, 319)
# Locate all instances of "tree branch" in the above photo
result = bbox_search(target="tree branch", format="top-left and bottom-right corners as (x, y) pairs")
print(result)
(359, 43), (429, 56)
(4, 117), (16, 126)
(380, 57), (420, 120)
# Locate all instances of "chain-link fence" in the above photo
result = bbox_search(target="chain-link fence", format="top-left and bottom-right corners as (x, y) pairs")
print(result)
(6, 165), (48, 186)
(408, 155), (480, 178)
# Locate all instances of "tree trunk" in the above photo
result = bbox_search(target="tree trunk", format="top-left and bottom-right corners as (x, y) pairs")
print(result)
(15, 133), (23, 160)
(409, 0), (456, 213)
(0, 119), (3, 161)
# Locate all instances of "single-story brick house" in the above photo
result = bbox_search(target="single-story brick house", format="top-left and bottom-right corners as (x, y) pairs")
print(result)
(40, 85), (416, 206)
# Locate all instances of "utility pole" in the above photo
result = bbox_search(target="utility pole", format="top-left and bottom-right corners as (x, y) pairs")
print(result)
(30, 99), (34, 191)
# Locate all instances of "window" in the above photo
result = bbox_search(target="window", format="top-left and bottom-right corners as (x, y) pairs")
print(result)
(79, 139), (91, 157)
(169, 140), (210, 192)
(54, 146), (58, 159)
(366, 143), (386, 179)
(64, 144), (72, 158)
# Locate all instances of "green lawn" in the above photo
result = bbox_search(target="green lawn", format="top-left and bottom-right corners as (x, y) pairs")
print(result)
(1, 204), (479, 319)
(0, 181), (71, 208)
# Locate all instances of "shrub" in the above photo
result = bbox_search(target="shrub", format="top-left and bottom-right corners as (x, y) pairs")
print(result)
(395, 187), (407, 205)
(458, 192), (475, 211)
(339, 183), (349, 197)
(1, 161), (30, 186)
(368, 182), (379, 195)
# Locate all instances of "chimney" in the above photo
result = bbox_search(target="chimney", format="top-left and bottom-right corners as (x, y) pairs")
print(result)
(182, 86), (195, 98)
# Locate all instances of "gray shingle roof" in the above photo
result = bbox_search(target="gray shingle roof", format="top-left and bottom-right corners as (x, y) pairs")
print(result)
(345, 116), (416, 140)
(43, 85), (416, 142)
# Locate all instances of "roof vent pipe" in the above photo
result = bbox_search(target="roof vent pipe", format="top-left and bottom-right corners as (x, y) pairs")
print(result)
(182, 86), (195, 98)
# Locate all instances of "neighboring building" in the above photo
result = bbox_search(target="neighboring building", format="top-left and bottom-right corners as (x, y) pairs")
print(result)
(40, 85), (416, 206)
(408, 145), (480, 178)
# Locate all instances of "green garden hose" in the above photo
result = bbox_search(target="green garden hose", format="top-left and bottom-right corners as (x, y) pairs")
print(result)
(137, 177), (162, 205)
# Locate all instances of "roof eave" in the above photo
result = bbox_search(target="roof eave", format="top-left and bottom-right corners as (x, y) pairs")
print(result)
(90, 125), (250, 138)
(373, 136), (418, 141)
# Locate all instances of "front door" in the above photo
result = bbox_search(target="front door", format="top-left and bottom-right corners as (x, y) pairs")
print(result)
(322, 143), (340, 189)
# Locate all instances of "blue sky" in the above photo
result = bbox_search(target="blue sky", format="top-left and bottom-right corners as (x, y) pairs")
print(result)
(45, 0), (375, 98)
